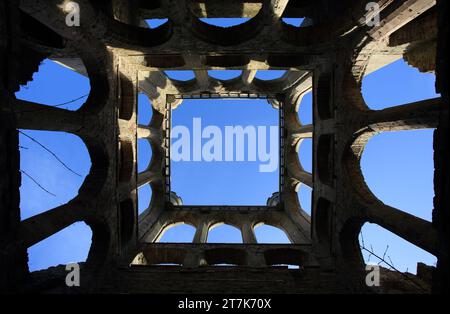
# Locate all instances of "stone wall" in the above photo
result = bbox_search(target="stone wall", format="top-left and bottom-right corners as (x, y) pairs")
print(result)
(0, 0), (447, 294)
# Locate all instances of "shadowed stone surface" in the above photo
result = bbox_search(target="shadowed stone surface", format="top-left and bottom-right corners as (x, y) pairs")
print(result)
(0, 0), (448, 294)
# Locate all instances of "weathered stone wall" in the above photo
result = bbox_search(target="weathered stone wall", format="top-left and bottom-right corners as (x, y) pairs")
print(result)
(0, 0), (447, 294)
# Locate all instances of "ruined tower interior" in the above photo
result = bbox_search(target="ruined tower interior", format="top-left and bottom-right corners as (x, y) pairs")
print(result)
(0, 0), (448, 294)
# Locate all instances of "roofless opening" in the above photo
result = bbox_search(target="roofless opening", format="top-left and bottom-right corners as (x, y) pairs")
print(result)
(170, 98), (279, 205)
(208, 70), (243, 80)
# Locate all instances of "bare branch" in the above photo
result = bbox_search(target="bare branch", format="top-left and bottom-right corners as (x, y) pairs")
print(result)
(388, 256), (396, 269)
(19, 130), (82, 177)
(359, 231), (428, 293)
(378, 245), (390, 266)
(20, 170), (56, 197)
(382, 245), (389, 261)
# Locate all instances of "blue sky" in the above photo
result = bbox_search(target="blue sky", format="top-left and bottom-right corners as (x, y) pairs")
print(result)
(15, 28), (438, 274)
(169, 98), (279, 206)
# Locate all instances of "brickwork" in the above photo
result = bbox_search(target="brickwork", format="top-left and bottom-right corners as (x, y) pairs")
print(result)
(0, 0), (447, 293)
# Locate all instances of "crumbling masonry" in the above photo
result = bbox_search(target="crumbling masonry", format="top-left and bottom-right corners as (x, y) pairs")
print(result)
(0, 0), (448, 293)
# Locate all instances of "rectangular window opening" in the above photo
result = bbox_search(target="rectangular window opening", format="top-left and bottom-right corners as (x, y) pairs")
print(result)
(167, 96), (282, 206)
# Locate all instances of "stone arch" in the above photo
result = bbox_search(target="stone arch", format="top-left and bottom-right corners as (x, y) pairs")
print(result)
(207, 223), (243, 243)
(253, 223), (291, 244)
(156, 222), (196, 243)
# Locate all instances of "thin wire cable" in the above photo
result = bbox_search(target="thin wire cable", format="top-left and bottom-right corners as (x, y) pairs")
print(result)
(19, 130), (82, 177)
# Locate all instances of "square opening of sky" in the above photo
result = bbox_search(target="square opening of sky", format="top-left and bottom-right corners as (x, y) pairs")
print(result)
(170, 98), (279, 206)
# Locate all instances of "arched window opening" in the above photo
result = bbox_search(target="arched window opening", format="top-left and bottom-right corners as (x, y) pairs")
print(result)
(171, 98), (279, 205)
(104, 2), (172, 46)
(164, 70), (196, 81)
(157, 223), (196, 243)
(144, 18), (169, 29)
(138, 139), (152, 173)
(19, 130), (91, 220)
(264, 248), (304, 269)
(298, 138), (312, 173)
(271, 264), (300, 269)
(254, 223), (291, 244)
(204, 248), (247, 266)
(189, 0), (262, 26)
(297, 91), (312, 125)
(208, 70), (242, 80)
(207, 223), (242, 243)
(20, 11), (65, 48)
(359, 223), (436, 274)
(362, 59), (439, 110)
(255, 70), (287, 80)
(120, 199), (135, 245)
(281, 17), (306, 27)
(138, 93), (153, 125)
(198, 18), (251, 27)
(27, 221), (92, 272)
(297, 184), (312, 216)
(361, 129), (434, 222)
(212, 263), (238, 267)
(15, 58), (90, 111)
(138, 184), (152, 215)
